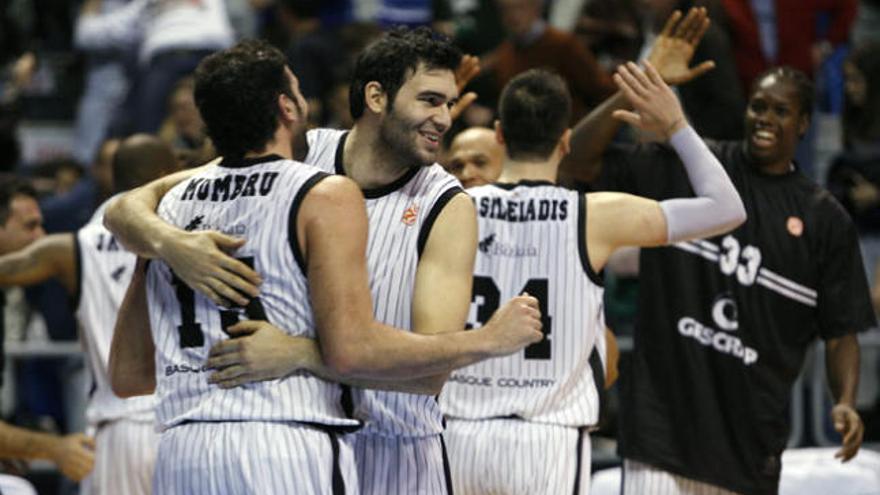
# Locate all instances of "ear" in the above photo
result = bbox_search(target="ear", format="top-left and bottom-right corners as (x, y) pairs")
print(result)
(494, 120), (505, 146)
(364, 81), (387, 114)
(558, 128), (572, 157)
(277, 93), (296, 123)
(797, 114), (810, 139)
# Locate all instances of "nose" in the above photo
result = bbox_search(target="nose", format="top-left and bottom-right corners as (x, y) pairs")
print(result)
(432, 105), (452, 134)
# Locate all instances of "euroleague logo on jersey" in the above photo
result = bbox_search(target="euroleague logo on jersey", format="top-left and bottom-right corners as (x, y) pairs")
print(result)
(401, 203), (420, 226)
(677, 295), (759, 366)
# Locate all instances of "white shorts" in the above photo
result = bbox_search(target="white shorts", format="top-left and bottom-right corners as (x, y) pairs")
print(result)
(0, 474), (36, 495)
(622, 459), (742, 495)
(445, 418), (591, 495)
(81, 419), (158, 495)
(154, 421), (357, 495)
(350, 432), (452, 495)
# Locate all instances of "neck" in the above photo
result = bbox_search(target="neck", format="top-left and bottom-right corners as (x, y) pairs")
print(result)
(245, 128), (294, 161)
(497, 157), (559, 184)
(755, 158), (794, 175)
(343, 124), (415, 189)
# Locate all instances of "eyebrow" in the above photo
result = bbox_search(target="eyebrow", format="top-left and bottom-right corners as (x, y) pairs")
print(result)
(419, 91), (458, 104)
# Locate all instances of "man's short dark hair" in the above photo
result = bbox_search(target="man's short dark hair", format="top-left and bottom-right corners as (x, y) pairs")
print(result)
(113, 134), (178, 192)
(349, 27), (461, 120)
(499, 69), (572, 161)
(0, 179), (37, 225)
(194, 40), (294, 158)
(751, 66), (814, 120)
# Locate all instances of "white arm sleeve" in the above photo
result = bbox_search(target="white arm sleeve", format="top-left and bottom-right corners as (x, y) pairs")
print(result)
(658, 125), (747, 243)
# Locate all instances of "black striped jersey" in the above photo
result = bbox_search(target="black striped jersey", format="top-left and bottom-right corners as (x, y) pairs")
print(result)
(440, 181), (606, 427)
(306, 128), (463, 437)
(146, 155), (359, 431)
(75, 197), (156, 425)
(599, 140), (876, 495)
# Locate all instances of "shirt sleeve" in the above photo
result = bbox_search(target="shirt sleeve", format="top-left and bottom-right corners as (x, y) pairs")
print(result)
(816, 195), (877, 339)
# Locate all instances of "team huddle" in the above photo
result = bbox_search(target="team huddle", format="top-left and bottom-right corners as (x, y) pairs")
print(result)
(1, 6), (871, 495)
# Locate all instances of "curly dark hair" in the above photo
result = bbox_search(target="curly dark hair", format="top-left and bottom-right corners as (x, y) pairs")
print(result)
(499, 69), (572, 161)
(750, 66), (814, 120)
(194, 40), (295, 158)
(349, 27), (462, 120)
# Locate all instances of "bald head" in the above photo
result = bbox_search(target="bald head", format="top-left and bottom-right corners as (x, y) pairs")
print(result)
(113, 134), (180, 193)
(445, 128), (504, 189)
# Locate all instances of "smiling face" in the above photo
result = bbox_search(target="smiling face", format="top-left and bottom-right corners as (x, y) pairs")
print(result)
(744, 74), (809, 171)
(378, 64), (458, 167)
(0, 194), (44, 255)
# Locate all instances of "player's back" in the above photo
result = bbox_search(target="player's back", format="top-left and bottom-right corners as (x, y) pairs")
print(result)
(76, 199), (156, 425)
(441, 182), (606, 427)
(146, 155), (359, 431)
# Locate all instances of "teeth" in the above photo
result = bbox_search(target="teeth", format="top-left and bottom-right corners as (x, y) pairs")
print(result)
(755, 130), (774, 140)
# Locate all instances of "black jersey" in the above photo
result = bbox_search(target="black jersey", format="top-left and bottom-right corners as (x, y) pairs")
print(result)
(598, 140), (876, 495)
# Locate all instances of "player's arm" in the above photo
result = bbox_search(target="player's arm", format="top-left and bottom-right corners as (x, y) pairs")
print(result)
(0, 422), (95, 481)
(104, 161), (261, 306)
(108, 258), (157, 397)
(0, 233), (76, 294)
(207, 177), (541, 385)
(825, 333), (863, 462)
(586, 61), (745, 271)
(558, 7), (714, 185)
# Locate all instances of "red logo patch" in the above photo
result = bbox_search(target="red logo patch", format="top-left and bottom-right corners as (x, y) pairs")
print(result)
(786, 216), (803, 237)
(401, 204), (420, 226)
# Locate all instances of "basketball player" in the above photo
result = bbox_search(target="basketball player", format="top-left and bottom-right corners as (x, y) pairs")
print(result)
(0, 181), (94, 489)
(106, 39), (542, 495)
(0, 135), (179, 494)
(561, 63), (872, 495)
(441, 61), (745, 494)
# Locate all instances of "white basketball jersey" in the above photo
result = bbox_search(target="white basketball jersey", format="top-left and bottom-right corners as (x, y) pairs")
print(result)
(440, 182), (606, 427)
(75, 197), (156, 425)
(306, 128), (463, 437)
(147, 155), (359, 430)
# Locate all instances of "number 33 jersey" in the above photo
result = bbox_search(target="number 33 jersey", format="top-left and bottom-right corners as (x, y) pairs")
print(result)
(146, 155), (360, 431)
(440, 181), (607, 427)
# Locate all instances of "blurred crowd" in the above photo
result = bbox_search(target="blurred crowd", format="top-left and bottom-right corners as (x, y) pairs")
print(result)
(1, 0), (880, 488)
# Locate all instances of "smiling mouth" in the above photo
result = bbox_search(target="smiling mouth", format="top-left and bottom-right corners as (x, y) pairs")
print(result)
(419, 130), (441, 148)
(750, 129), (777, 149)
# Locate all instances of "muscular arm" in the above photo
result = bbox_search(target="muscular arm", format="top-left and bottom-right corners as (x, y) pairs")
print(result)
(108, 258), (156, 397)
(104, 161), (261, 306)
(825, 333), (863, 461)
(206, 179), (540, 387)
(0, 233), (76, 294)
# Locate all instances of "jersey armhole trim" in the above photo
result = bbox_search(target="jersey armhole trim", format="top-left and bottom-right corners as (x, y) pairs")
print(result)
(72, 231), (83, 311)
(578, 194), (604, 287)
(417, 187), (465, 259)
(288, 172), (332, 275)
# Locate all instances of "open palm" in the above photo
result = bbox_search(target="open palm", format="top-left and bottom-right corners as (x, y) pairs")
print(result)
(647, 8), (715, 85)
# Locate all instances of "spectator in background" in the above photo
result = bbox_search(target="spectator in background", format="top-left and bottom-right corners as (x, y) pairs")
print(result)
(158, 77), (206, 154)
(75, 0), (234, 134)
(486, 0), (615, 125)
(575, 0), (643, 72)
(0, 52), (36, 173)
(72, 0), (134, 167)
(721, 0), (858, 95)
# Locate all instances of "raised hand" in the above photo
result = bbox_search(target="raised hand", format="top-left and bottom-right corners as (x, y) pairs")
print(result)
(451, 54), (481, 121)
(611, 61), (688, 140)
(647, 8), (715, 85)
(481, 294), (544, 357)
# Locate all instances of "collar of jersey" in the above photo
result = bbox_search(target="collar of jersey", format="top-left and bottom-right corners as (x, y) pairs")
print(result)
(334, 131), (420, 199)
(491, 179), (555, 190)
(218, 154), (285, 169)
